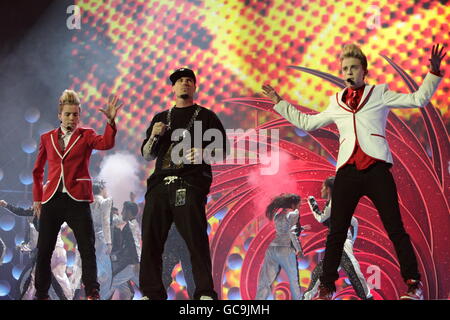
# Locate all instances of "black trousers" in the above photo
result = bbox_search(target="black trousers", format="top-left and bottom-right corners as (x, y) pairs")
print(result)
(139, 179), (217, 300)
(35, 192), (99, 298)
(320, 162), (420, 290)
(162, 224), (196, 299)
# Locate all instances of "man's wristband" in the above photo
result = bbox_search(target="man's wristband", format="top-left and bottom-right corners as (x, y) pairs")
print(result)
(430, 70), (442, 77)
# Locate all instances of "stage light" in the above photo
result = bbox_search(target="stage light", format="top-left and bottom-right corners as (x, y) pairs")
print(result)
(214, 208), (227, 220)
(0, 215), (15, 232)
(19, 172), (33, 185)
(12, 265), (25, 280)
(21, 138), (37, 154)
(294, 128), (307, 137)
(227, 253), (243, 270)
(243, 236), (254, 251)
(24, 108), (40, 124)
(0, 281), (11, 297)
(297, 259), (310, 270)
(1, 248), (13, 263)
(227, 287), (241, 300)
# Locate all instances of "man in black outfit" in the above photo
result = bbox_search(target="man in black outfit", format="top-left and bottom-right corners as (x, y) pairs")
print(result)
(139, 68), (227, 300)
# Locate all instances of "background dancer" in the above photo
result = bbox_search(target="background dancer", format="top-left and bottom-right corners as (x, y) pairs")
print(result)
(108, 201), (141, 299)
(90, 181), (114, 299)
(0, 200), (74, 300)
(302, 177), (372, 300)
(255, 193), (305, 300)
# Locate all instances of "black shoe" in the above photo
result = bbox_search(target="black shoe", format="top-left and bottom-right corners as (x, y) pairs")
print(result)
(87, 289), (100, 300)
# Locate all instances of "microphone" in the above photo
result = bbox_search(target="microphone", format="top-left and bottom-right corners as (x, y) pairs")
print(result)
(346, 78), (355, 85)
(150, 124), (168, 145)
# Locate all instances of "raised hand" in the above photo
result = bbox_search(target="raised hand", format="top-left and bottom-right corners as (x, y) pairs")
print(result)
(99, 94), (124, 123)
(33, 201), (42, 219)
(429, 44), (446, 75)
(151, 122), (167, 138)
(262, 84), (283, 104)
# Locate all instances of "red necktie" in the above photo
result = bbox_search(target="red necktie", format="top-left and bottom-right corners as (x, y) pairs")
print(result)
(347, 90), (358, 110)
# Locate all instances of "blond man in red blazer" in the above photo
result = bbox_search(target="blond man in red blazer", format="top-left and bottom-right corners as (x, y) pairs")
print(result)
(32, 90), (122, 300)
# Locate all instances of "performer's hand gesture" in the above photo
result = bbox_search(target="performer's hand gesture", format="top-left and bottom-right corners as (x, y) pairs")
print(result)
(262, 84), (283, 104)
(185, 147), (202, 164)
(33, 201), (42, 219)
(429, 44), (446, 75)
(99, 94), (124, 123)
(151, 122), (167, 138)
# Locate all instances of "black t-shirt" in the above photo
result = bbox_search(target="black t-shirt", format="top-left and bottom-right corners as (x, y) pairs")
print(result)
(141, 104), (228, 195)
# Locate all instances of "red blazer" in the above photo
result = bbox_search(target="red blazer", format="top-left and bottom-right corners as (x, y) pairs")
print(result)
(32, 123), (117, 204)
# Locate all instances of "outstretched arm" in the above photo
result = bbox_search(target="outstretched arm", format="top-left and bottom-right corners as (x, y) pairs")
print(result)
(262, 84), (334, 131)
(88, 95), (124, 150)
(383, 44), (445, 109)
(308, 196), (330, 223)
(0, 201), (33, 217)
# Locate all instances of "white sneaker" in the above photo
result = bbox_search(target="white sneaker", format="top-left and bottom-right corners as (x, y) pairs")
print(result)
(140, 296), (150, 300)
(199, 296), (213, 300)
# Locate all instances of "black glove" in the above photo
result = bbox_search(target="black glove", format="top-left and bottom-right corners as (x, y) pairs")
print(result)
(308, 196), (321, 214)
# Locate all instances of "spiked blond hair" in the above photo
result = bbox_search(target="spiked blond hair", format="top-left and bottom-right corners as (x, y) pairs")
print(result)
(340, 44), (368, 72)
(58, 89), (81, 113)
